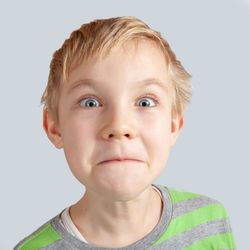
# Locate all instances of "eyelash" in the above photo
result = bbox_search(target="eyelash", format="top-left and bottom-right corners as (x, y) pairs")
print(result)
(76, 94), (159, 108)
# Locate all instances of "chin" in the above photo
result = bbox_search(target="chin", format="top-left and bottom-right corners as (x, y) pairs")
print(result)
(94, 178), (151, 201)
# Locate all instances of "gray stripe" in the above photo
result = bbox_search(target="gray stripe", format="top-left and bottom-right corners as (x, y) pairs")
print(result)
(41, 239), (78, 250)
(172, 195), (221, 219)
(153, 217), (233, 250)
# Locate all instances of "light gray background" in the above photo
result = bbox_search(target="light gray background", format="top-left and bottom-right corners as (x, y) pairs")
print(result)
(1, 0), (249, 249)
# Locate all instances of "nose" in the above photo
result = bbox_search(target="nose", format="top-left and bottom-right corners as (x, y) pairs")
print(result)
(102, 125), (137, 140)
(101, 110), (137, 140)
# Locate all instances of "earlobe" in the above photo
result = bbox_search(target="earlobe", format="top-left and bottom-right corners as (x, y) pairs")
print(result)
(43, 108), (63, 149)
(170, 115), (184, 147)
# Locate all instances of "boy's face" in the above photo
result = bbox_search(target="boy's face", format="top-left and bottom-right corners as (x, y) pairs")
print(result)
(44, 40), (183, 201)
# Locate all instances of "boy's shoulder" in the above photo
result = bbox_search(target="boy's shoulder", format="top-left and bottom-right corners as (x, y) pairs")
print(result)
(155, 185), (235, 249)
(163, 185), (229, 219)
(164, 185), (221, 203)
(13, 213), (65, 250)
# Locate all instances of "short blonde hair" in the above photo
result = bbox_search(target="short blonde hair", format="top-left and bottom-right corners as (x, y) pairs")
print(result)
(40, 16), (192, 124)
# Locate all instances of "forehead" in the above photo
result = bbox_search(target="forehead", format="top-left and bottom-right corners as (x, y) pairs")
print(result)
(63, 39), (171, 94)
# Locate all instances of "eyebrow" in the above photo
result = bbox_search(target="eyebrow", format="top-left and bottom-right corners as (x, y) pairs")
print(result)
(67, 77), (168, 94)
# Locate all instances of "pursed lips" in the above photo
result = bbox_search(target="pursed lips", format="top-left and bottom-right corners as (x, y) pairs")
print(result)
(100, 159), (141, 164)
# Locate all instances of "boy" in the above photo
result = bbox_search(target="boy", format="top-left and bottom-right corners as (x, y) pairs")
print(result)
(14, 16), (236, 249)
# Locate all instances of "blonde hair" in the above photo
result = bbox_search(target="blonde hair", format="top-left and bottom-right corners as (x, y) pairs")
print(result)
(40, 16), (192, 124)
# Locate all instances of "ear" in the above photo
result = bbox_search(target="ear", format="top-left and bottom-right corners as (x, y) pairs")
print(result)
(43, 108), (63, 149)
(170, 115), (184, 147)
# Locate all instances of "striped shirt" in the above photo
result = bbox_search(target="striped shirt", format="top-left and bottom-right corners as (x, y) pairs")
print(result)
(14, 184), (236, 249)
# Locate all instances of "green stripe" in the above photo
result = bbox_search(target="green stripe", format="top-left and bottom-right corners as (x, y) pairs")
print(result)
(183, 233), (235, 250)
(150, 203), (228, 246)
(167, 188), (201, 204)
(19, 222), (62, 250)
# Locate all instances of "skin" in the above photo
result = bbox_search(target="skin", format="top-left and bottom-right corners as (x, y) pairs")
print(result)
(43, 39), (184, 247)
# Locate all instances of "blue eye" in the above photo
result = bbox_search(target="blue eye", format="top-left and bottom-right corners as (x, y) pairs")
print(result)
(79, 97), (100, 108)
(137, 97), (157, 107)
(78, 95), (158, 108)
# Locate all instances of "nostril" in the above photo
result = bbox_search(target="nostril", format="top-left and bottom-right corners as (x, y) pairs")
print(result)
(108, 133), (130, 138)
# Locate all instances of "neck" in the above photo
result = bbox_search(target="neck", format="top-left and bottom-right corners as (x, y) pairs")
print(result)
(70, 185), (163, 247)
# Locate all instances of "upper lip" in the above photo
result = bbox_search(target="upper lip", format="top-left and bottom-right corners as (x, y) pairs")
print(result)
(100, 157), (141, 163)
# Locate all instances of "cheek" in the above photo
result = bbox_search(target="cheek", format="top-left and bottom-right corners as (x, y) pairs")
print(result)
(62, 120), (89, 147)
(61, 120), (94, 172)
(144, 111), (172, 141)
(143, 113), (172, 165)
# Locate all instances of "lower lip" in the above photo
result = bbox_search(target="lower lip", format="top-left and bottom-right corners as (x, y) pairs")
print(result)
(100, 159), (139, 164)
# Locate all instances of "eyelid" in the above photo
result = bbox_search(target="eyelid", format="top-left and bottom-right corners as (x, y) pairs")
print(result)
(76, 94), (159, 107)
(77, 95), (101, 106)
(140, 94), (159, 103)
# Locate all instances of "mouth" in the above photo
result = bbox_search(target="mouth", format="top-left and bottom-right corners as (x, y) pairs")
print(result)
(100, 159), (140, 164)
